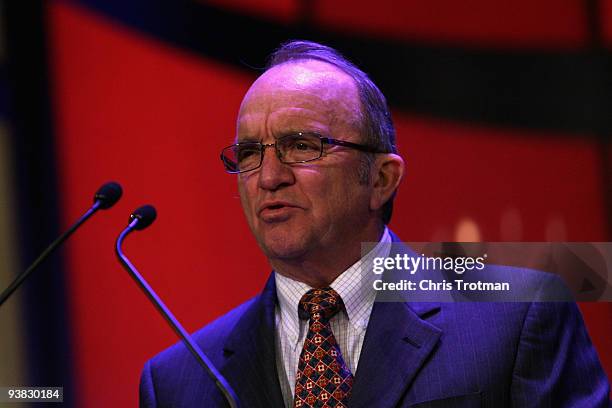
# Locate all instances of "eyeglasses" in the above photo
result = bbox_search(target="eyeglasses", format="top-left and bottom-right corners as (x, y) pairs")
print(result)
(220, 132), (385, 174)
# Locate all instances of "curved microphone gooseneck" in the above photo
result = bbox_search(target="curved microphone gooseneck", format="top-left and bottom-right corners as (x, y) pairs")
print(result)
(115, 206), (239, 408)
(0, 181), (123, 307)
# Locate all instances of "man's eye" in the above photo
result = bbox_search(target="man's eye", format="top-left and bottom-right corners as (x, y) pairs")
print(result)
(294, 141), (315, 151)
(287, 137), (318, 151)
(236, 147), (259, 161)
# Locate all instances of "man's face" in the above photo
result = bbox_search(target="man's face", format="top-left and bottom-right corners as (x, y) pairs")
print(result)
(236, 60), (375, 262)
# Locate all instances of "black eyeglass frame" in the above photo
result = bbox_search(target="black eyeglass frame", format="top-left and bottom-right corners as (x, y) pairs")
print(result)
(220, 132), (388, 174)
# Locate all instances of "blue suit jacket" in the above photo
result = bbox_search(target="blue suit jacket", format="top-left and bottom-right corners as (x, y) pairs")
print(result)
(140, 236), (610, 407)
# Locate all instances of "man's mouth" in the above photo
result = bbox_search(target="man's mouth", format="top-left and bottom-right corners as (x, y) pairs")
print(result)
(258, 201), (299, 221)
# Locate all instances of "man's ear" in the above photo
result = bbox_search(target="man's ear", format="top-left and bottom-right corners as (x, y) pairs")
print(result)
(369, 153), (405, 212)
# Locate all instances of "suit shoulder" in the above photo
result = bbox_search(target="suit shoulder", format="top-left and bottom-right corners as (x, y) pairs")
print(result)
(146, 296), (259, 367)
(466, 263), (573, 302)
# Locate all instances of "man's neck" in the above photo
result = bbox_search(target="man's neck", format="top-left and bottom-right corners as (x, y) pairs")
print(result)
(270, 223), (385, 288)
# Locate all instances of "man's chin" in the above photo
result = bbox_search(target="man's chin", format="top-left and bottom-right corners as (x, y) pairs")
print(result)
(257, 231), (310, 261)
(261, 241), (308, 260)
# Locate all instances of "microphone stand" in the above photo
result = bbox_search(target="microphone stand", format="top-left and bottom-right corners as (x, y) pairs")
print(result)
(0, 201), (102, 307)
(115, 218), (239, 408)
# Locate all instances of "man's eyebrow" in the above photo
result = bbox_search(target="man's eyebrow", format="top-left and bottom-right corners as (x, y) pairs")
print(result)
(236, 129), (324, 143)
(236, 135), (260, 143)
(276, 129), (324, 138)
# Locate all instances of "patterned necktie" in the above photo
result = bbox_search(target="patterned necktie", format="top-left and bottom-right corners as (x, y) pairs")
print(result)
(293, 287), (354, 408)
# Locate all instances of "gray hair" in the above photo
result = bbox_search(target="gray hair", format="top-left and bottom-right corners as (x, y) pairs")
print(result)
(266, 40), (398, 224)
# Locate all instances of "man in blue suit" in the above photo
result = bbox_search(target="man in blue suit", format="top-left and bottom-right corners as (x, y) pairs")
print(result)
(140, 40), (610, 407)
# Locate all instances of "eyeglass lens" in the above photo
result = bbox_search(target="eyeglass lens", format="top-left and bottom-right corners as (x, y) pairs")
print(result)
(223, 133), (323, 172)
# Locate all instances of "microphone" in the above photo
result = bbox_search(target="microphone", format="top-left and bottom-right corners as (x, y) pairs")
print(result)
(0, 181), (123, 307)
(115, 206), (239, 408)
(129, 204), (156, 230)
(94, 181), (123, 209)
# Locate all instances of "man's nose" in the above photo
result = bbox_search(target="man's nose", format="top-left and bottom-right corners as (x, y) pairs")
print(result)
(257, 145), (294, 191)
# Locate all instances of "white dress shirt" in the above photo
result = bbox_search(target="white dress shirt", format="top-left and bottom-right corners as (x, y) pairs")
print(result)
(274, 227), (392, 407)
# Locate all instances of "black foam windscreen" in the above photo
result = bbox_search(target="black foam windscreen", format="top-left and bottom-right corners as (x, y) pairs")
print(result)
(130, 205), (157, 230)
(94, 181), (123, 209)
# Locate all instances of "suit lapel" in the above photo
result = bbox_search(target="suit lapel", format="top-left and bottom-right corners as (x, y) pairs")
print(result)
(349, 231), (443, 408)
(348, 301), (441, 408)
(221, 275), (285, 408)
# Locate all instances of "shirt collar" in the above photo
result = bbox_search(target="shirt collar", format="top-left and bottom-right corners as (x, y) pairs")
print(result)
(275, 227), (392, 338)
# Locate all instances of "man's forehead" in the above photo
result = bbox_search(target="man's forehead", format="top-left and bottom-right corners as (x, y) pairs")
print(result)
(254, 59), (356, 90)
(237, 59), (361, 124)
(238, 60), (361, 112)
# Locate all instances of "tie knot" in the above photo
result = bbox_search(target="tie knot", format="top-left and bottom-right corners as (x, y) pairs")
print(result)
(298, 287), (343, 321)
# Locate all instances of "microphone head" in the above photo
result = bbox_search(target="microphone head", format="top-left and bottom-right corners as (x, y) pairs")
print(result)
(130, 205), (157, 230)
(94, 182), (123, 209)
